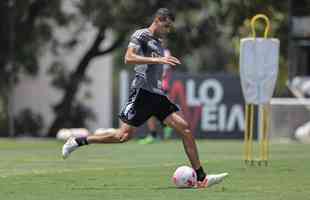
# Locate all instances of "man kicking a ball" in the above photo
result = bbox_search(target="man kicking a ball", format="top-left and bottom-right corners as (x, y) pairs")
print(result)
(62, 8), (228, 188)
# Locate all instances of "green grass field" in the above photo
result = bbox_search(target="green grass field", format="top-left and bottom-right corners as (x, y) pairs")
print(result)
(0, 138), (310, 200)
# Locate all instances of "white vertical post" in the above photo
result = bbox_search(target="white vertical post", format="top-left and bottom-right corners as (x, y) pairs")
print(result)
(119, 70), (129, 126)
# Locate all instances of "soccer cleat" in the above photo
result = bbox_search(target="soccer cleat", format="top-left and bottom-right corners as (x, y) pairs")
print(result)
(62, 137), (79, 159)
(138, 135), (158, 144)
(163, 126), (173, 139)
(196, 172), (229, 188)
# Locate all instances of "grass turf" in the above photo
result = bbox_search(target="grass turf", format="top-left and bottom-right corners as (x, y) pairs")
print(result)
(0, 138), (310, 200)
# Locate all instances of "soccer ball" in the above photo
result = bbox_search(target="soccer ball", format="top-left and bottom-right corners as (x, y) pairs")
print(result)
(295, 122), (310, 143)
(172, 166), (197, 188)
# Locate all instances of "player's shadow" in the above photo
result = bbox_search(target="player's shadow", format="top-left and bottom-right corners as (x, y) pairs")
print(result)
(153, 186), (195, 190)
(72, 186), (192, 191)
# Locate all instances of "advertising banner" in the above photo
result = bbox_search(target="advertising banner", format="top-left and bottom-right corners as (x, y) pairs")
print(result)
(168, 73), (245, 139)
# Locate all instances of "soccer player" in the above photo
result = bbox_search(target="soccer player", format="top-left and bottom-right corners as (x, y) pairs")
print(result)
(138, 47), (173, 144)
(62, 8), (228, 188)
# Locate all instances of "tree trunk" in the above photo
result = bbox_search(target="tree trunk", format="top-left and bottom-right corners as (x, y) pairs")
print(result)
(47, 30), (125, 137)
(47, 31), (105, 137)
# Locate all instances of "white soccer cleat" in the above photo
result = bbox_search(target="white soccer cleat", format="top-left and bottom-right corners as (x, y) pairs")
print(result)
(196, 172), (229, 188)
(205, 172), (229, 188)
(62, 137), (79, 159)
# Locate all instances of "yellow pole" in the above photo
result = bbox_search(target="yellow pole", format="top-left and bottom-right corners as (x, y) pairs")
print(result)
(258, 104), (270, 166)
(244, 104), (254, 164)
(263, 104), (270, 165)
(244, 104), (250, 163)
(248, 104), (254, 165)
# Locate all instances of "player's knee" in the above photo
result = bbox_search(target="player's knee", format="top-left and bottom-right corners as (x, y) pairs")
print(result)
(178, 122), (192, 137)
(184, 127), (191, 135)
(177, 125), (192, 138)
(116, 130), (134, 143)
(182, 122), (191, 133)
(183, 128), (192, 138)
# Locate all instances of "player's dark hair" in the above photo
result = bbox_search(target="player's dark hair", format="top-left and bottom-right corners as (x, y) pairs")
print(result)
(154, 8), (175, 22)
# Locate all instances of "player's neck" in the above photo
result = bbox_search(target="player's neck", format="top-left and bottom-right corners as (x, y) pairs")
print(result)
(148, 23), (159, 38)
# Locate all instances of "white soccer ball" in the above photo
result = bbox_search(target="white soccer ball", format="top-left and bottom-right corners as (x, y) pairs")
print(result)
(172, 166), (197, 188)
(295, 122), (310, 143)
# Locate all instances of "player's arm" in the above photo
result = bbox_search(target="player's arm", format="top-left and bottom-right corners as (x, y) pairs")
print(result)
(125, 47), (181, 66)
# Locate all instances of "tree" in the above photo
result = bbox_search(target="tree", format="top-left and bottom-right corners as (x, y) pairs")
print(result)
(47, 0), (206, 136)
(0, 0), (208, 136)
(0, 0), (290, 136)
(0, 0), (73, 86)
(0, 0), (71, 135)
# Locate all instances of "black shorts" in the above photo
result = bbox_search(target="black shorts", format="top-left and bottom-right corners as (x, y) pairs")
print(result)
(119, 88), (179, 127)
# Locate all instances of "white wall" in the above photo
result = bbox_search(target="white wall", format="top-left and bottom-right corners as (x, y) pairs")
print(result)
(12, 22), (113, 136)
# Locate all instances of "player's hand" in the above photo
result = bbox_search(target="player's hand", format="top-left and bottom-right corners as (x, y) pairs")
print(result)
(158, 55), (181, 66)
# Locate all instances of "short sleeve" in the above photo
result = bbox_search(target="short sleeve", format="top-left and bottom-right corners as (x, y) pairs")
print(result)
(128, 29), (148, 50)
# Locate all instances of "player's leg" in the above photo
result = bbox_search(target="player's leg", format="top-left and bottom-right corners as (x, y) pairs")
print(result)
(163, 113), (202, 172)
(163, 112), (228, 188)
(87, 122), (136, 143)
(153, 95), (206, 181)
(147, 116), (158, 138)
(139, 117), (158, 144)
(62, 122), (136, 159)
(62, 88), (151, 158)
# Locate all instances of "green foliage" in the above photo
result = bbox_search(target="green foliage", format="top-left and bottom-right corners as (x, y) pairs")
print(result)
(0, 0), (291, 134)
(0, 0), (72, 88)
(113, 0), (289, 78)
